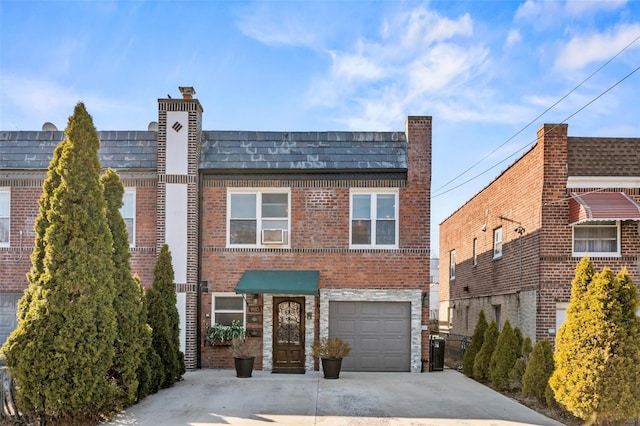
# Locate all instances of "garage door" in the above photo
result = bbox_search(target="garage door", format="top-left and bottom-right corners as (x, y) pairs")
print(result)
(329, 301), (411, 372)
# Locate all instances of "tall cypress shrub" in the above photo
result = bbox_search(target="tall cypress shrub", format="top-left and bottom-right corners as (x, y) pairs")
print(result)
(1, 103), (117, 421)
(101, 169), (145, 406)
(462, 310), (487, 377)
(550, 257), (640, 423)
(146, 244), (185, 388)
(473, 320), (498, 381)
(489, 320), (519, 391)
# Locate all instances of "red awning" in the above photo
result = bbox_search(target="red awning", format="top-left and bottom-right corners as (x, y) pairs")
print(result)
(569, 192), (640, 225)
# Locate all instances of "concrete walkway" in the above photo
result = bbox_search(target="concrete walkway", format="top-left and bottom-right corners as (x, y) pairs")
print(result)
(105, 368), (563, 426)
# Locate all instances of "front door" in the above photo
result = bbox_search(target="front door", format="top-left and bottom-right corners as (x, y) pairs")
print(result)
(273, 297), (305, 373)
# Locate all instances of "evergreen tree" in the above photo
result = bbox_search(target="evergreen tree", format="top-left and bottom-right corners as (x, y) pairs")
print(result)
(490, 320), (519, 391)
(135, 276), (162, 399)
(462, 310), (487, 377)
(473, 320), (498, 381)
(522, 339), (554, 404)
(101, 169), (145, 406)
(1, 103), (117, 421)
(550, 258), (640, 423)
(509, 335), (533, 389)
(146, 244), (185, 388)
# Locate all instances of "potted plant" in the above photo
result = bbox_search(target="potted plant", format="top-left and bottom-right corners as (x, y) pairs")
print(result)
(206, 320), (245, 345)
(311, 337), (352, 379)
(229, 337), (259, 378)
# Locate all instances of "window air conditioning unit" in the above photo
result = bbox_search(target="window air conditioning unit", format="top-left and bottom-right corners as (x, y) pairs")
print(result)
(262, 229), (288, 245)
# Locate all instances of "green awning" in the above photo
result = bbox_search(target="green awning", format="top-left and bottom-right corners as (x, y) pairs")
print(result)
(235, 270), (319, 295)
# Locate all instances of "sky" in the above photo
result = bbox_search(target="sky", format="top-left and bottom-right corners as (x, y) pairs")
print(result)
(1, 0), (639, 256)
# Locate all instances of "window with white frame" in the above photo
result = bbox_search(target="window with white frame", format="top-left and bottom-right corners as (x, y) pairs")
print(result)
(212, 294), (246, 326)
(228, 190), (290, 246)
(0, 189), (9, 246)
(120, 189), (135, 247)
(350, 189), (398, 248)
(493, 227), (503, 259)
(573, 221), (620, 257)
(555, 302), (569, 335)
(449, 249), (456, 280)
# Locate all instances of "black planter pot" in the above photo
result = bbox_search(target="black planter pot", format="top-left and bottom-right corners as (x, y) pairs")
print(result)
(321, 358), (343, 379)
(234, 357), (254, 378)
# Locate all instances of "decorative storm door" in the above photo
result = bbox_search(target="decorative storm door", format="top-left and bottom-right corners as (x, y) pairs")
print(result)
(273, 297), (305, 373)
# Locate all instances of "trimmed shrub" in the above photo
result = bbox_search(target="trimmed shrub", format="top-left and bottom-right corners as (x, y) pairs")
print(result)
(522, 339), (554, 404)
(462, 310), (487, 377)
(473, 320), (498, 381)
(509, 336), (533, 389)
(490, 320), (519, 391)
(136, 279), (162, 399)
(146, 244), (185, 388)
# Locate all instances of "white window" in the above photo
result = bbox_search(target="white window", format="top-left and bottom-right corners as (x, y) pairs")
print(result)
(228, 189), (290, 247)
(0, 189), (9, 246)
(119, 189), (136, 247)
(350, 189), (398, 248)
(449, 250), (456, 280)
(554, 302), (569, 334)
(212, 294), (246, 326)
(493, 227), (503, 259)
(573, 221), (620, 257)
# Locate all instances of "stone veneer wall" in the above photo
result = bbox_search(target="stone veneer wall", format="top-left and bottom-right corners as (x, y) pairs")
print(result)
(319, 288), (423, 373)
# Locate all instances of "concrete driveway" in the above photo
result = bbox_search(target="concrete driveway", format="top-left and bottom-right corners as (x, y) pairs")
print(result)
(105, 369), (563, 426)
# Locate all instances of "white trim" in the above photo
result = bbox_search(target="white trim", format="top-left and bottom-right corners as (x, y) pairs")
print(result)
(572, 220), (621, 258)
(567, 176), (640, 188)
(0, 188), (9, 247)
(349, 188), (399, 249)
(211, 292), (246, 326)
(493, 227), (503, 259)
(121, 188), (136, 247)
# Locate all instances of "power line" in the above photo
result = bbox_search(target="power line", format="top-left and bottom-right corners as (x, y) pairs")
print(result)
(433, 33), (640, 195)
(432, 63), (640, 199)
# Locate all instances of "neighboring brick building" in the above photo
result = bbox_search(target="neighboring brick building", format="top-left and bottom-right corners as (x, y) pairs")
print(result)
(0, 87), (432, 372)
(439, 123), (640, 345)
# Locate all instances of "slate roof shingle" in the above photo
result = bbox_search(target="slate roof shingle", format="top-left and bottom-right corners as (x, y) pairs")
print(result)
(0, 130), (408, 172)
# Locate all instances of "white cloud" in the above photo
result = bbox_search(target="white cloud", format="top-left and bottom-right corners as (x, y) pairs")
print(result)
(505, 29), (521, 49)
(565, 0), (627, 15)
(515, 0), (563, 24)
(554, 23), (640, 71)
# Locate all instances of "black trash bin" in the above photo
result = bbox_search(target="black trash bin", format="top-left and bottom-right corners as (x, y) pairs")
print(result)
(429, 336), (445, 372)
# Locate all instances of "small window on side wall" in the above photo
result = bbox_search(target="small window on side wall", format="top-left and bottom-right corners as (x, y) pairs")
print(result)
(449, 249), (456, 280)
(493, 227), (502, 259)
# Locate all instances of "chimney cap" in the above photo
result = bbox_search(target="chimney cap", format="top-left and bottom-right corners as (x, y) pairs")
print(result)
(179, 86), (196, 99)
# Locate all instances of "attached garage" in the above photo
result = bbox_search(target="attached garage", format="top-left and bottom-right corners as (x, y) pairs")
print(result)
(329, 301), (411, 372)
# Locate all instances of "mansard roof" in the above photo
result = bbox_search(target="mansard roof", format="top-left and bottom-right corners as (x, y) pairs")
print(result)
(0, 129), (407, 172)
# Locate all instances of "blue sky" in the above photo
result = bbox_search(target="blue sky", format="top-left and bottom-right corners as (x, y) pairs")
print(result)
(1, 0), (639, 255)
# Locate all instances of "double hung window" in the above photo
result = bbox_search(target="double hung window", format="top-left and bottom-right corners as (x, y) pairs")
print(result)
(493, 227), (503, 259)
(120, 189), (136, 247)
(350, 189), (398, 248)
(228, 190), (290, 246)
(449, 250), (456, 280)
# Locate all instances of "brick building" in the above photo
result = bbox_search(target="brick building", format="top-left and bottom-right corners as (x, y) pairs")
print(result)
(0, 87), (432, 372)
(439, 123), (640, 345)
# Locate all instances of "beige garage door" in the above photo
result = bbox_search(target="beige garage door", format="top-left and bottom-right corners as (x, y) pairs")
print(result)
(329, 301), (411, 372)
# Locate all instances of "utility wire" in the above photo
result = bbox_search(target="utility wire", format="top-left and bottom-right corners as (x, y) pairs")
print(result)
(433, 33), (640, 194)
(432, 63), (640, 199)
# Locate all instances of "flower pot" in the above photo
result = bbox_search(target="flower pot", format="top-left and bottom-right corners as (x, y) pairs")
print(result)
(321, 358), (343, 379)
(234, 357), (254, 378)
